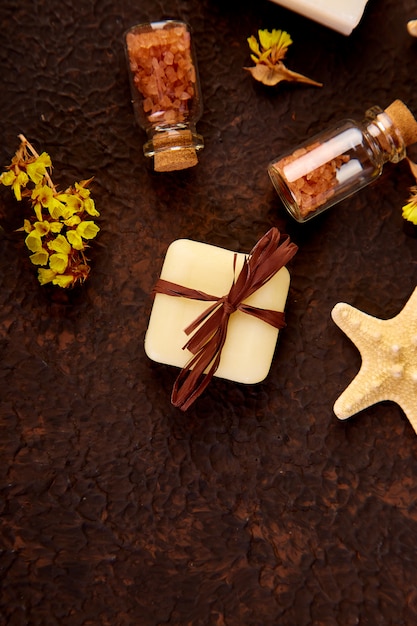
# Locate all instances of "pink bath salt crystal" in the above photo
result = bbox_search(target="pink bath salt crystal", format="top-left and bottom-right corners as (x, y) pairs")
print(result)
(152, 55), (161, 70)
(314, 181), (327, 194)
(157, 61), (169, 82)
(160, 94), (172, 109)
(129, 58), (138, 72)
(148, 76), (160, 96)
(175, 54), (188, 69)
(165, 65), (177, 83)
(143, 97), (153, 112)
(164, 50), (174, 65)
(188, 66), (196, 83)
(164, 110), (178, 124)
(292, 147), (307, 159)
(149, 109), (166, 124)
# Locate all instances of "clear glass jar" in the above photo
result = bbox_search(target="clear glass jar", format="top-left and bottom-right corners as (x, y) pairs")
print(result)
(268, 103), (416, 223)
(125, 20), (204, 172)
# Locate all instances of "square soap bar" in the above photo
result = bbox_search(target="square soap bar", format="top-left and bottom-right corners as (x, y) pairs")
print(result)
(268, 0), (369, 35)
(144, 238), (291, 384)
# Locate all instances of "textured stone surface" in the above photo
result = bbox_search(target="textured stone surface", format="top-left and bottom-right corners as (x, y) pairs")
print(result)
(1, 0), (417, 624)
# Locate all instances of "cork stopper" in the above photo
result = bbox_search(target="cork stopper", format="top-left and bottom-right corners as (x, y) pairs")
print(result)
(152, 129), (198, 172)
(385, 100), (417, 147)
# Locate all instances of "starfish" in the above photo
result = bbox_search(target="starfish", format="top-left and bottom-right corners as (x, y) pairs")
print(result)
(331, 287), (417, 434)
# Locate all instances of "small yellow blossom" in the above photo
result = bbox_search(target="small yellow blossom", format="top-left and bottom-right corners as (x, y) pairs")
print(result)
(25, 230), (43, 253)
(64, 215), (81, 228)
(26, 152), (52, 184)
(51, 198), (70, 220)
(56, 193), (83, 213)
(52, 200), (74, 220)
(31, 184), (53, 205)
(38, 268), (57, 285)
(66, 229), (84, 250)
(0, 170), (29, 201)
(14, 171), (29, 201)
(0, 170), (16, 186)
(402, 160), (417, 226)
(48, 234), (72, 255)
(52, 274), (74, 288)
(34, 220), (50, 236)
(31, 184), (71, 220)
(84, 197), (99, 217)
(31, 185), (54, 220)
(402, 188), (417, 225)
(249, 29), (293, 65)
(66, 220), (100, 250)
(245, 28), (322, 88)
(30, 250), (49, 266)
(75, 179), (93, 198)
(77, 221), (100, 240)
(49, 252), (69, 274)
(22, 219), (33, 233)
(49, 221), (63, 233)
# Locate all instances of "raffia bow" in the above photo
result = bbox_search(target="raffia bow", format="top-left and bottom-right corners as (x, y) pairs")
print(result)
(152, 228), (298, 411)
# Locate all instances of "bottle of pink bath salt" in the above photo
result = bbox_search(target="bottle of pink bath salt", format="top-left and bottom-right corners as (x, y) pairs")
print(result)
(268, 100), (417, 223)
(125, 20), (204, 172)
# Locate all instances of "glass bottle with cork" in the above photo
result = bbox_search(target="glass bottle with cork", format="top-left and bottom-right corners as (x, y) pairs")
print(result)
(125, 20), (204, 172)
(268, 100), (417, 222)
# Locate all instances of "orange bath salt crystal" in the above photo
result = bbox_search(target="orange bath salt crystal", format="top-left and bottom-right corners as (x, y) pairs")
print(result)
(164, 50), (174, 65)
(143, 97), (153, 113)
(160, 95), (172, 109)
(165, 66), (177, 83)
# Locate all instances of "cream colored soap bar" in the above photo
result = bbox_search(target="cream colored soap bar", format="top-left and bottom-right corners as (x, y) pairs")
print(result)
(145, 238), (291, 384)
(268, 0), (369, 35)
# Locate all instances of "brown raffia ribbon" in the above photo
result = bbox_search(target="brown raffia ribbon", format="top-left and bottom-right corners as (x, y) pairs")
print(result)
(152, 228), (298, 411)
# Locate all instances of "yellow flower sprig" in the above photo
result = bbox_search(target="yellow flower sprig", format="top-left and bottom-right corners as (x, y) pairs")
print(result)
(0, 134), (100, 288)
(402, 158), (417, 225)
(244, 29), (322, 88)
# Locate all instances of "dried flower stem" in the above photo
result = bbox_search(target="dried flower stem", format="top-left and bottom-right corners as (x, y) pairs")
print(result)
(17, 133), (56, 190)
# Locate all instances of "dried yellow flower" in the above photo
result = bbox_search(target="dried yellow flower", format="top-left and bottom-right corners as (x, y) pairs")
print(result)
(244, 28), (322, 88)
(401, 158), (417, 226)
(0, 134), (100, 288)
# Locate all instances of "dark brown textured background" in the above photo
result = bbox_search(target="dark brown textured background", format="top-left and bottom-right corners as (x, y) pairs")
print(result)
(1, 1), (417, 624)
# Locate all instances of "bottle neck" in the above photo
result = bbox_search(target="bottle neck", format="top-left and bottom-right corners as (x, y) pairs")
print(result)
(143, 125), (204, 172)
(364, 106), (406, 164)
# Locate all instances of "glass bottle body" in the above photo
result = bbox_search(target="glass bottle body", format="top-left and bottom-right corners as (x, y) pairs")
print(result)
(125, 20), (204, 172)
(268, 107), (406, 222)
